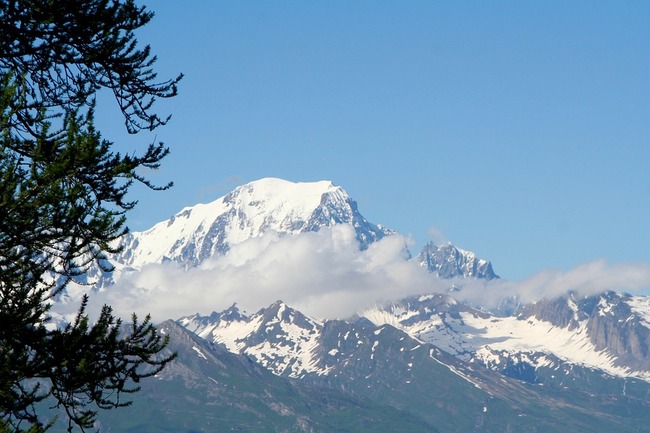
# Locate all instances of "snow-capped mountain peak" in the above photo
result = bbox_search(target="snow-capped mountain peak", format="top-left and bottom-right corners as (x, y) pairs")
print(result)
(116, 178), (391, 269)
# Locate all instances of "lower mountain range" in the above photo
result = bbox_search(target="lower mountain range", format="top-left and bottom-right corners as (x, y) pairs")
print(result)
(50, 178), (650, 432)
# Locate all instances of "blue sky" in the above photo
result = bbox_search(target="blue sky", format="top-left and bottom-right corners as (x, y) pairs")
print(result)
(96, 1), (649, 281)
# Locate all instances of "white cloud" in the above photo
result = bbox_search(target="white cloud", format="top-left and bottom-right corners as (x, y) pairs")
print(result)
(454, 260), (650, 309)
(427, 226), (448, 244)
(70, 227), (650, 323)
(84, 225), (444, 321)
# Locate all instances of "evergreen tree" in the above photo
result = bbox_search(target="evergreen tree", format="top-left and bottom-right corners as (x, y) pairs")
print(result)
(0, 1), (182, 431)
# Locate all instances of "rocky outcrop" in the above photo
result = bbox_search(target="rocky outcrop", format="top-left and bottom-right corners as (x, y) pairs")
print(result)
(416, 242), (498, 280)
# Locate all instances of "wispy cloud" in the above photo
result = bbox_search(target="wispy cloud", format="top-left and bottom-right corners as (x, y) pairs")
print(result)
(439, 260), (650, 311)
(427, 226), (448, 244)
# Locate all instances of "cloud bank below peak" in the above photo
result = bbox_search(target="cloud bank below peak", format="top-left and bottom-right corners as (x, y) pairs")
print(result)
(77, 226), (650, 322)
(88, 225), (441, 320)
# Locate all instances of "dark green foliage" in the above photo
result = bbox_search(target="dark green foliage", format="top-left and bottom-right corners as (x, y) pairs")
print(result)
(0, 0), (182, 133)
(0, 1), (181, 431)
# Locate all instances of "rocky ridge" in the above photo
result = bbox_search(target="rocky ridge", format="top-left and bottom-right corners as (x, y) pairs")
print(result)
(417, 241), (498, 279)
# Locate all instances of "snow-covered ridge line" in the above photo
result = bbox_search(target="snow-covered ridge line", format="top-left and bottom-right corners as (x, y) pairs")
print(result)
(114, 177), (391, 269)
(180, 301), (330, 378)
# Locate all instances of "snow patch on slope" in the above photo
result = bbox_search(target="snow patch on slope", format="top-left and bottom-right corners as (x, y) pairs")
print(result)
(627, 296), (650, 329)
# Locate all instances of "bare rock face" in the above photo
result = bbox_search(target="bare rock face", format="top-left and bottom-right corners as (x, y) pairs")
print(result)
(585, 293), (650, 371)
(520, 292), (650, 372)
(518, 295), (588, 330)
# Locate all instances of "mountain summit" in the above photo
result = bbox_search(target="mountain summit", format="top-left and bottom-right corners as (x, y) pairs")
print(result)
(116, 178), (392, 269)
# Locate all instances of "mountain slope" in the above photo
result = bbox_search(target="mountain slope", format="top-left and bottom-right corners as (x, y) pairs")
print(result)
(92, 320), (439, 433)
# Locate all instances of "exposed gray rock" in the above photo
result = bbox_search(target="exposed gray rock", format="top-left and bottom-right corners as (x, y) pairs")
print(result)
(416, 241), (498, 280)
